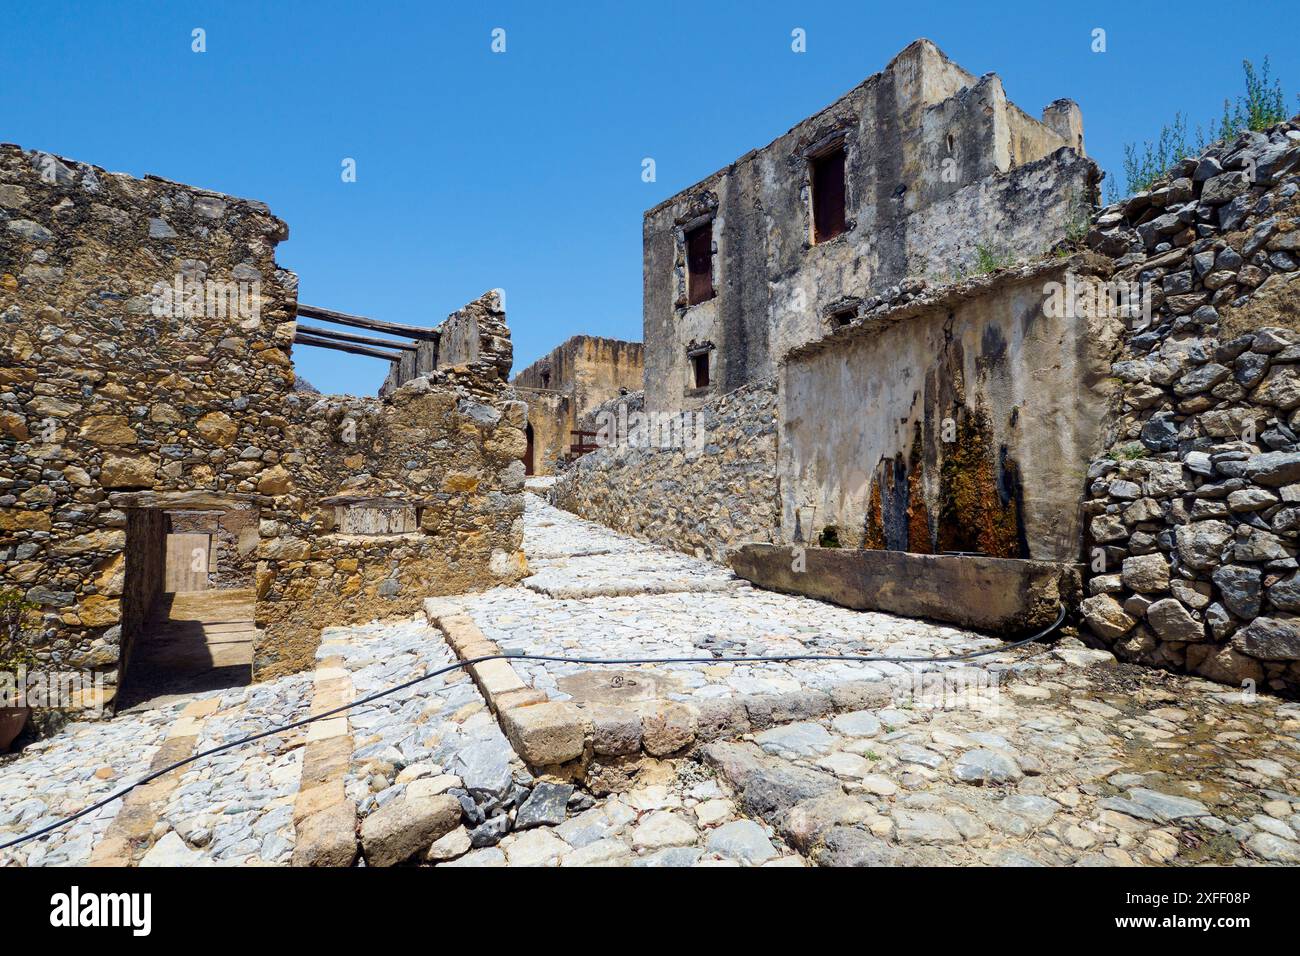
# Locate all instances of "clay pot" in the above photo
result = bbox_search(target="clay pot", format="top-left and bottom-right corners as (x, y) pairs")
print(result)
(0, 706), (29, 751)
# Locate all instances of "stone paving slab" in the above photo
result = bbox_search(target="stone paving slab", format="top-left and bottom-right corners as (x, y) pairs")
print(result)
(698, 661), (1300, 866)
(462, 497), (1018, 708)
(523, 552), (742, 598)
(1, 705), (188, 867)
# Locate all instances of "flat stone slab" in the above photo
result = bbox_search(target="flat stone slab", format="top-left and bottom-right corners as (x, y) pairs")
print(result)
(731, 544), (1080, 633)
(523, 551), (741, 598)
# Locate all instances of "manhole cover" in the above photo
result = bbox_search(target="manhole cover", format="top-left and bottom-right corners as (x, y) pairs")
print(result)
(555, 668), (682, 705)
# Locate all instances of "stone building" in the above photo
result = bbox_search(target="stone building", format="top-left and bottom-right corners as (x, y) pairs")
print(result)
(642, 38), (1093, 413)
(511, 335), (643, 475)
(0, 144), (527, 708)
(778, 254), (1124, 561)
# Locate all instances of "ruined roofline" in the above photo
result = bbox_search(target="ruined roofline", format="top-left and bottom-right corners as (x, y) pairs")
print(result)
(510, 334), (644, 384)
(0, 142), (287, 231)
(779, 250), (1116, 366)
(641, 37), (1078, 221)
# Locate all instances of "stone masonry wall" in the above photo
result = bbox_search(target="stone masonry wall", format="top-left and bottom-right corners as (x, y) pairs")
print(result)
(513, 335), (644, 476)
(0, 144), (297, 706)
(1079, 118), (1300, 694)
(0, 146), (527, 702)
(255, 292), (528, 679)
(551, 380), (779, 561)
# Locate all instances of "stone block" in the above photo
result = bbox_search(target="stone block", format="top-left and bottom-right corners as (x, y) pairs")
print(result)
(292, 800), (358, 867)
(501, 701), (590, 766)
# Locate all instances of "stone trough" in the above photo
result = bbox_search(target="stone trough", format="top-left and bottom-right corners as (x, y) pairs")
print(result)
(730, 544), (1081, 634)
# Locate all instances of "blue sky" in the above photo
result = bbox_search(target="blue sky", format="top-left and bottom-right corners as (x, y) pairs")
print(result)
(3, 0), (1297, 394)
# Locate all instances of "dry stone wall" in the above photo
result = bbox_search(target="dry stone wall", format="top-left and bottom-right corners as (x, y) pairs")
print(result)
(0, 144), (297, 704)
(1079, 119), (1300, 693)
(0, 146), (527, 702)
(256, 356), (528, 678)
(550, 380), (779, 561)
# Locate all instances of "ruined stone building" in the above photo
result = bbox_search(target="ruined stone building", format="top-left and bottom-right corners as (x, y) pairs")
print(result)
(643, 38), (1092, 413)
(562, 38), (1104, 564)
(0, 143), (527, 709)
(511, 335), (643, 475)
(555, 37), (1300, 693)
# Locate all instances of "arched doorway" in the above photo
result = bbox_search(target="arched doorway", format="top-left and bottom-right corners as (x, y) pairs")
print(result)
(524, 422), (535, 475)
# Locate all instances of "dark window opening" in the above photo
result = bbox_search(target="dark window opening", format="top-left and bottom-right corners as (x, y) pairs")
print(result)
(691, 352), (710, 388)
(685, 223), (714, 305)
(811, 146), (847, 243)
(540, 370), (551, 388)
(830, 308), (854, 329)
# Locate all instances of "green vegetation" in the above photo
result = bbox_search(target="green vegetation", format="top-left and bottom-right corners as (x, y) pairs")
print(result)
(1108, 442), (1149, 462)
(972, 242), (1017, 275)
(1118, 57), (1293, 197)
(0, 588), (38, 671)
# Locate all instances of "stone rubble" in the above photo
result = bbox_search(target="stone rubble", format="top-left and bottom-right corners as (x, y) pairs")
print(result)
(1083, 120), (1300, 693)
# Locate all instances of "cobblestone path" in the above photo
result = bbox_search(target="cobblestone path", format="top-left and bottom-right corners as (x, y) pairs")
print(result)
(2, 493), (1297, 867)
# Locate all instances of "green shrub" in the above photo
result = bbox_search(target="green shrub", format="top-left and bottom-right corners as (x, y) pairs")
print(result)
(1118, 57), (1293, 197)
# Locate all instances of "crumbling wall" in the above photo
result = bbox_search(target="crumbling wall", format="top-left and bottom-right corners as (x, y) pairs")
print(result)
(433, 292), (513, 394)
(512, 336), (644, 476)
(779, 255), (1124, 560)
(1078, 119), (1300, 693)
(519, 390), (569, 476)
(0, 144), (296, 705)
(643, 38), (1090, 414)
(255, 306), (529, 677)
(0, 147), (527, 702)
(550, 380), (779, 561)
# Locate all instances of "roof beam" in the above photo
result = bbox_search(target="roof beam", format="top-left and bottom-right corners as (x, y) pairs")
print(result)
(296, 323), (420, 352)
(293, 332), (406, 362)
(296, 303), (439, 341)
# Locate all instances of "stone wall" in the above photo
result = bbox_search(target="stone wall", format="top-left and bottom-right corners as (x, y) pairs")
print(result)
(550, 380), (779, 561)
(379, 291), (513, 399)
(778, 254), (1124, 559)
(0, 146), (527, 703)
(0, 144), (297, 705)
(512, 335), (644, 475)
(1078, 119), (1300, 693)
(255, 365), (528, 677)
(643, 38), (1091, 413)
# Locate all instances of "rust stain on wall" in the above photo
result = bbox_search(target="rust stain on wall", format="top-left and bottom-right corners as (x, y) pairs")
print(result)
(864, 480), (886, 550)
(905, 425), (932, 555)
(935, 407), (1024, 558)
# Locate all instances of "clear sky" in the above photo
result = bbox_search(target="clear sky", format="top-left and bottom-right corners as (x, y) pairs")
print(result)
(4, 0), (1297, 394)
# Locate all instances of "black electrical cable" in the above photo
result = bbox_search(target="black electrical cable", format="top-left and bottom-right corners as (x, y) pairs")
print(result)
(0, 604), (1066, 853)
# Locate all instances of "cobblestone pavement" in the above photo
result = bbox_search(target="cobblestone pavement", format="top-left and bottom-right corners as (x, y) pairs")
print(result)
(461, 493), (1018, 705)
(698, 663), (1300, 866)
(2, 492), (1297, 866)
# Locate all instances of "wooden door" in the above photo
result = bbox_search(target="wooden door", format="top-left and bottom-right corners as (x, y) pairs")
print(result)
(164, 533), (211, 592)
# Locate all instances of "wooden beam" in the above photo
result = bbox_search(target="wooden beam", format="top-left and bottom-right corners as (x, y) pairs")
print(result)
(293, 332), (406, 362)
(296, 323), (420, 352)
(296, 303), (439, 341)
